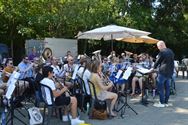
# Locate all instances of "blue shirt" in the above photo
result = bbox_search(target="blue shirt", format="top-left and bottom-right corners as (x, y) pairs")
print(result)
(18, 61), (33, 79)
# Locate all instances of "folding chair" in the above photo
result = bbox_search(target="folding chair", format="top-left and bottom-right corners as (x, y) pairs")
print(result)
(170, 77), (176, 95)
(40, 84), (67, 125)
(87, 80), (108, 119)
(76, 75), (91, 113)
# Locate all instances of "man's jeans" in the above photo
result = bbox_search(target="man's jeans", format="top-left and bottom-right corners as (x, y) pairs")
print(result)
(157, 74), (171, 104)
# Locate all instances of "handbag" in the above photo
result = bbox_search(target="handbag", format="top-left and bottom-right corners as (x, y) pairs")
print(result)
(94, 99), (107, 111)
(28, 107), (43, 125)
(91, 108), (108, 120)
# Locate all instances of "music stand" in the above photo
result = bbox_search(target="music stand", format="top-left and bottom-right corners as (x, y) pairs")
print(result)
(136, 68), (156, 106)
(114, 68), (138, 118)
(115, 91), (138, 118)
(4, 71), (27, 125)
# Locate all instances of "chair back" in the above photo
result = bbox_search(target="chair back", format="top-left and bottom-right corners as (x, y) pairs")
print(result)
(76, 75), (88, 94)
(88, 80), (98, 100)
(40, 83), (54, 106)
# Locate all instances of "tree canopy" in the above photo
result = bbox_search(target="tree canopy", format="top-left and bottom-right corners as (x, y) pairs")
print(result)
(0, 0), (187, 63)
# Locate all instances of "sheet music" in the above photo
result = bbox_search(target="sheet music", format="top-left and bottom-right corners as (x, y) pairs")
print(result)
(122, 67), (132, 80)
(5, 84), (16, 99)
(7, 71), (20, 86)
(115, 70), (123, 79)
(72, 65), (79, 80)
(136, 67), (152, 74)
(5, 71), (21, 99)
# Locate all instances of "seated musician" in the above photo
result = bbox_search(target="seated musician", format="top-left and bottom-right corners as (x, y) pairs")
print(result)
(101, 57), (110, 75)
(130, 55), (146, 96)
(114, 57), (128, 92)
(2, 59), (28, 95)
(144, 54), (157, 89)
(0, 64), (5, 96)
(77, 57), (92, 95)
(77, 57), (87, 77)
(63, 55), (76, 87)
(90, 60), (117, 117)
(40, 66), (85, 125)
(18, 56), (35, 95)
(51, 56), (64, 78)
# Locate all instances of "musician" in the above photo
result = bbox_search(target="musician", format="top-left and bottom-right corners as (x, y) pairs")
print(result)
(40, 66), (85, 125)
(28, 47), (39, 61)
(0, 65), (4, 96)
(90, 60), (117, 117)
(77, 57), (87, 77)
(107, 51), (116, 62)
(51, 56), (64, 78)
(63, 50), (72, 64)
(18, 56), (34, 79)
(114, 57), (128, 92)
(18, 56), (35, 95)
(0, 59), (14, 95)
(130, 55), (146, 97)
(108, 57), (118, 83)
(63, 55), (76, 81)
(2, 59), (28, 95)
(101, 57), (110, 75)
(2, 59), (14, 82)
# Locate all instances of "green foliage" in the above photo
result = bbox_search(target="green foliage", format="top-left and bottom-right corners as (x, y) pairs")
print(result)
(0, 0), (187, 62)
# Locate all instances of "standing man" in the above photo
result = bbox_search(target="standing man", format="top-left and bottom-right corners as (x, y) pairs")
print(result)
(153, 41), (174, 107)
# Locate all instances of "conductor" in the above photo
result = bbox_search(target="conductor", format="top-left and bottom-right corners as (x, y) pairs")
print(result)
(153, 41), (174, 108)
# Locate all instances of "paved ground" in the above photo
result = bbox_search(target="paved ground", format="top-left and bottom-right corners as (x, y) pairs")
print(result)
(2, 74), (188, 125)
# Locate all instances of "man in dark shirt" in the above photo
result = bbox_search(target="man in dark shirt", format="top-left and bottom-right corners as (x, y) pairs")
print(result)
(153, 41), (174, 107)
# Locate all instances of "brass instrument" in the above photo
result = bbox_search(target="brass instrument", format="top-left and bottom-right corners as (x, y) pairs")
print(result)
(92, 50), (102, 63)
(42, 47), (52, 60)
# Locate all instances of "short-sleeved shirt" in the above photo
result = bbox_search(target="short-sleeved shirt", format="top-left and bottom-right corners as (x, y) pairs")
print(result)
(83, 69), (91, 95)
(2, 66), (14, 82)
(18, 61), (33, 79)
(40, 78), (56, 105)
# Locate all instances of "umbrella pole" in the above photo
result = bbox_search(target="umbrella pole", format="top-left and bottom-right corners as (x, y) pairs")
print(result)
(111, 34), (113, 51)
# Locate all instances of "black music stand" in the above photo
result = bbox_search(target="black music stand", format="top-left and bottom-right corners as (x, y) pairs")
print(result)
(136, 68), (156, 106)
(4, 71), (27, 125)
(115, 91), (138, 118)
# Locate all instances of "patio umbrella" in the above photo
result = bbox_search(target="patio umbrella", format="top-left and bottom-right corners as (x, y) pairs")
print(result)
(116, 36), (159, 44)
(76, 25), (151, 50)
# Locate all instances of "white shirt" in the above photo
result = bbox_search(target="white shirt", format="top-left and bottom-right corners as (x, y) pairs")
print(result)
(77, 66), (84, 77)
(83, 69), (91, 95)
(40, 78), (56, 105)
(51, 65), (64, 78)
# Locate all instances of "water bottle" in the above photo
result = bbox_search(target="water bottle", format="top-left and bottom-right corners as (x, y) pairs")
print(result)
(86, 103), (90, 115)
(3, 97), (8, 113)
(152, 89), (156, 98)
(145, 89), (149, 97)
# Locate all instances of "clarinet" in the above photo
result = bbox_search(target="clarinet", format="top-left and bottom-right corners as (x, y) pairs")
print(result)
(52, 76), (72, 96)
(100, 72), (113, 86)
